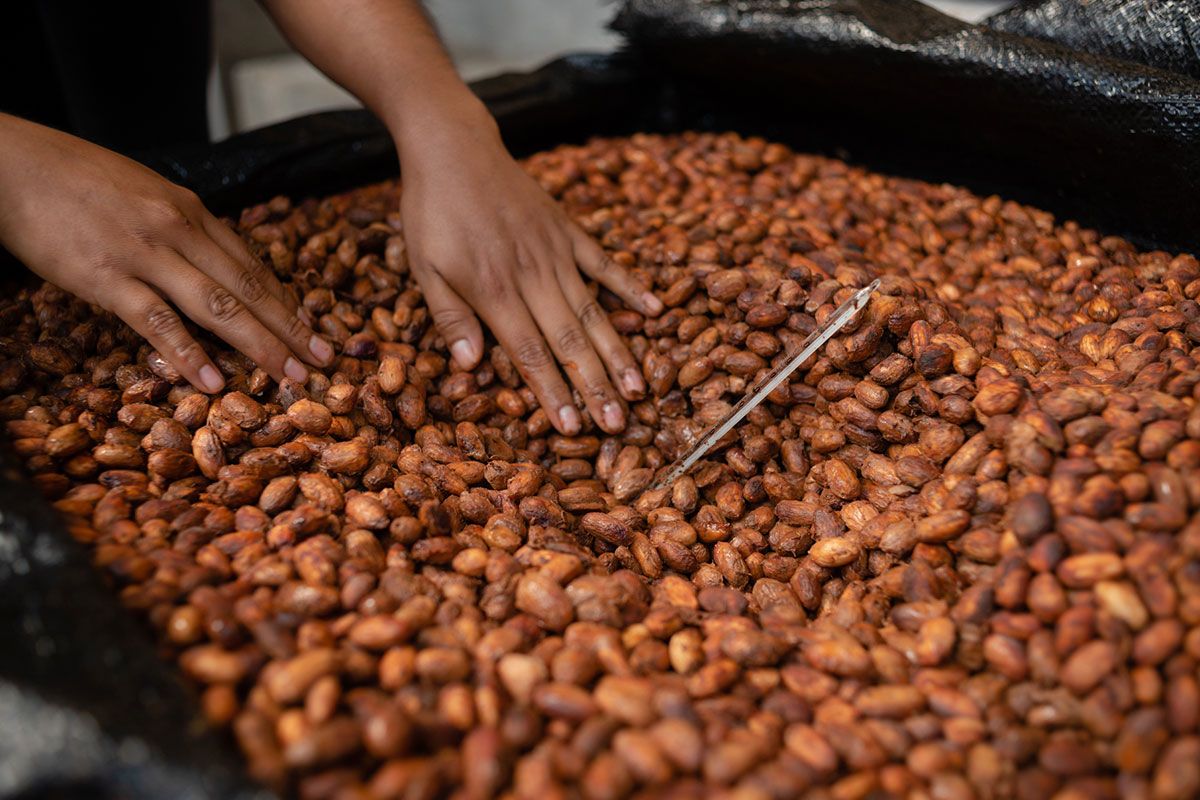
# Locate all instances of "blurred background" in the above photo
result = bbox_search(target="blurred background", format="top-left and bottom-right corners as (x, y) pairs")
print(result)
(209, 0), (1016, 140)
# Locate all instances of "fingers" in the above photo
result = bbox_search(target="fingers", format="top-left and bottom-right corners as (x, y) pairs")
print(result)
(198, 209), (299, 313)
(152, 251), (310, 385)
(476, 298), (581, 436)
(107, 279), (225, 393)
(420, 268), (485, 370)
(571, 226), (663, 317)
(557, 269), (646, 402)
(524, 280), (628, 434)
(185, 215), (334, 369)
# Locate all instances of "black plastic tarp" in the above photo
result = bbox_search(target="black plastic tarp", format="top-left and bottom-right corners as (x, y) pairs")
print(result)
(3, 1), (1198, 798)
(988, 0), (1200, 81)
(0, 461), (270, 800)
(609, 0), (1200, 254)
(146, 0), (1200, 254)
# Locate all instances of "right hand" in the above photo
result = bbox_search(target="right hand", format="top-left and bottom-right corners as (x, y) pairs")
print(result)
(0, 114), (335, 393)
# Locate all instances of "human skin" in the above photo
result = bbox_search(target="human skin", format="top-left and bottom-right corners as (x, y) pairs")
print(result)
(0, 1), (657, 434)
(264, 0), (661, 435)
(0, 112), (336, 393)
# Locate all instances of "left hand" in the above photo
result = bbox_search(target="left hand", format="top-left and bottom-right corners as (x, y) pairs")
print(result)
(394, 104), (662, 435)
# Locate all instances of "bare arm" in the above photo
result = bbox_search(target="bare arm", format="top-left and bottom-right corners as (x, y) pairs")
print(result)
(262, 0), (469, 147)
(263, 0), (661, 435)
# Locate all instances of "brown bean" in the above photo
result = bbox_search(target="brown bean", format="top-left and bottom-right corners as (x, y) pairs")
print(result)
(5, 131), (1197, 799)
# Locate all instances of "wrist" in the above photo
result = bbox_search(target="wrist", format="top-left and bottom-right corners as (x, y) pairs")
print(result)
(384, 86), (501, 170)
(0, 115), (47, 243)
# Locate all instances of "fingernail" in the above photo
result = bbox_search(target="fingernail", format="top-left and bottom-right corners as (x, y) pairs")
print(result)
(642, 292), (664, 315)
(558, 404), (581, 435)
(198, 364), (224, 393)
(298, 308), (314, 327)
(602, 401), (624, 431)
(621, 368), (646, 397)
(451, 339), (478, 369)
(284, 357), (308, 383)
(309, 334), (334, 364)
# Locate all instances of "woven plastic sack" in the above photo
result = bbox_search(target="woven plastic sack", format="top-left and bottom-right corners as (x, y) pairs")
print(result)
(4, 4), (1200, 796)
(0, 454), (269, 800)
(147, 5), (1200, 252)
(988, 0), (1200, 80)
(611, 0), (1200, 253)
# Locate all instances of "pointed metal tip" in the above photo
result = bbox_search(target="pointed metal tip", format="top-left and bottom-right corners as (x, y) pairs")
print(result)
(642, 276), (883, 497)
(850, 279), (880, 312)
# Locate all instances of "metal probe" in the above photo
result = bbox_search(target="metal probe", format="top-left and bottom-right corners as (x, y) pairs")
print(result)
(650, 279), (880, 491)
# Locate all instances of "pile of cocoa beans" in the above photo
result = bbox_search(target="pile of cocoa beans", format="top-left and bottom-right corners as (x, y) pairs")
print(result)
(2, 131), (1199, 800)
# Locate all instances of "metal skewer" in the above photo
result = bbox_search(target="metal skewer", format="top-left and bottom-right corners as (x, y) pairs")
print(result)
(650, 279), (880, 491)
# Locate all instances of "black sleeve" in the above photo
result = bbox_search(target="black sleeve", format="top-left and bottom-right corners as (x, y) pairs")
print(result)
(0, 0), (212, 153)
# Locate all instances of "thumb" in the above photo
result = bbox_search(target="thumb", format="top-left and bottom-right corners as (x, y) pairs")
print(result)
(421, 270), (485, 370)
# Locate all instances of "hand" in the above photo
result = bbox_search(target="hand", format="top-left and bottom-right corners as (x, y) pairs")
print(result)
(0, 114), (334, 393)
(395, 105), (662, 435)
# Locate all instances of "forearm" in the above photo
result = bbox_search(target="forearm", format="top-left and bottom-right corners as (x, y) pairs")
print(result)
(0, 113), (29, 241)
(0, 114), (80, 249)
(261, 0), (495, 161)
(0, 114), (47, 227)
(265, 2), (655, 433)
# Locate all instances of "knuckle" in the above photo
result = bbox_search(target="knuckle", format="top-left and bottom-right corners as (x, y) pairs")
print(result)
(143, 303), (181, 339)
(91, 252), (127, 283)
(244, 251), (274, 283)
(179, 192), (206, 219)
(592, 252), (617, 276)
(548, 233), (574, 262)
(174, 338), (207, 365)
(555, 325), (589, 355)
(283, 313), (309, 341)
(432, 306), (472, 333)
(575, 299), (607, 330)
(477, 267), (511, 300)
(144, 197), (193, 232)
(582, 375), (613, 401)
(603, 256), (630, 280)
(513, 338), (553, 371)
(235, 269), (268, 305)
(205, 284), (244, 323)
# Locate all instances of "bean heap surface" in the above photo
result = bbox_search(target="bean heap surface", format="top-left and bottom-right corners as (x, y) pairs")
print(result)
(2, 132), (1199, 800)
